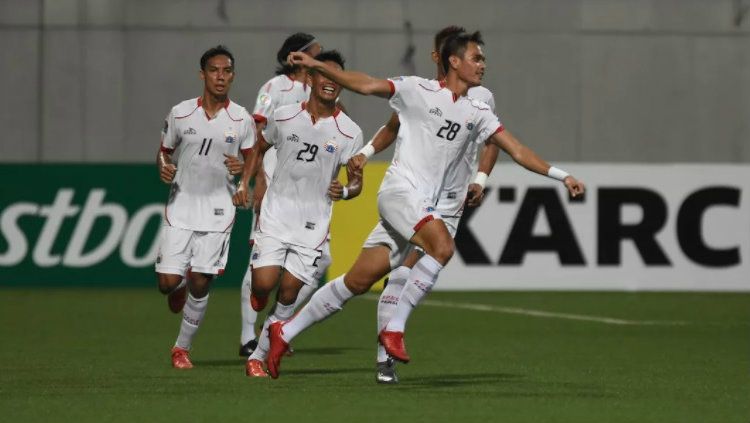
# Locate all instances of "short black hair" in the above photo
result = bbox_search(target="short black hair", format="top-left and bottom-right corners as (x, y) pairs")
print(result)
(440, 31), (484, 75)
(200, 45), (234, 70)
(433, 25), (466, 52)
(275, 32), (317, 75)
(312, 50), (345, 71)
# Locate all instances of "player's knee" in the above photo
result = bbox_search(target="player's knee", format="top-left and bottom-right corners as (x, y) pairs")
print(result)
(156, 274), (180, 295)
(343, 275), (370, 295)
(429, 241), (454, 265)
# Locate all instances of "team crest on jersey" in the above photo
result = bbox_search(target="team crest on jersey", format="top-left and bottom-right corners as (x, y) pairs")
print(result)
(323, 140), (338, 153)
(287, 134), (300, 143)
(429, 107), (443, 117)
(224, 130), (237, 144)
(257, 93), (271, 106)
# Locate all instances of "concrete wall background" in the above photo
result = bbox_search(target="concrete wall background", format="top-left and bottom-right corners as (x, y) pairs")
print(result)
(1, 0), (748, 163)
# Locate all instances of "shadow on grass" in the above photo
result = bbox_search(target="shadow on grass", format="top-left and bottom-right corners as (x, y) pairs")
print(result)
(284, 367), (372, 376)
(399, 372), (522, 388)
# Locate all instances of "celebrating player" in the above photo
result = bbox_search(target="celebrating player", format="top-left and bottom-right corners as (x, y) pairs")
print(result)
(234, 33), (324, 357)
(264, 31), (585, 379)
(233, 50), (364, 377)
(367, 25), (500, 384)
(155, 45), (255, 369)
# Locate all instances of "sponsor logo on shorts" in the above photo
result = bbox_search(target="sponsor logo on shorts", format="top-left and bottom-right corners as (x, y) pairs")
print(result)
(183, 127), (197, 135)
(429, 107), (443, 117)
(305, 222), (316, 230)
(214, 209), (224, 216)
(447, 192), (457, 200)
(156, 254), (162, 264)
(252, 252), (259, 260)
(287, 134), (300, 143)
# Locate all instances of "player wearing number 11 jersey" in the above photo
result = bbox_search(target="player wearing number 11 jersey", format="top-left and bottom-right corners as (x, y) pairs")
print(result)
(154, 45), (255, 369)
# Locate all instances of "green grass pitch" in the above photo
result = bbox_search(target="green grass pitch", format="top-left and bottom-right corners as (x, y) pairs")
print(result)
(1, 288), (748, 423)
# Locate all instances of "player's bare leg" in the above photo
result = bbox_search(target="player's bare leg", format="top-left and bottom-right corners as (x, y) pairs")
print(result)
(247, 272), (305, 377)
(172, 272), (214, 369)
(157, 272), (188, 313)
(249, 266), (282, 312)
(381, 219), (454, 363)
(267, 246), (392, 378)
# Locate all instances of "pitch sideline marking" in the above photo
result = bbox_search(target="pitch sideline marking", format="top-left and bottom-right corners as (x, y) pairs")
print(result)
(362, 294), (688, 326)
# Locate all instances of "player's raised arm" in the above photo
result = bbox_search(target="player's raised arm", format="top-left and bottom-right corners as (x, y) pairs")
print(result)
(487, 129), (585, 198)
(288, 52), (392, 98)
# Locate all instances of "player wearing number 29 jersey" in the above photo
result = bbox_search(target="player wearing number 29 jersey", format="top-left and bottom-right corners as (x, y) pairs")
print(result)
(258, 102), (363, 249)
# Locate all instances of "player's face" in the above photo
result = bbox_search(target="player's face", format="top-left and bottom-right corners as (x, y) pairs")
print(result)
(200, 55), (234, 98)
(310, 61), (343, 103)
(454, 42), (485, 87)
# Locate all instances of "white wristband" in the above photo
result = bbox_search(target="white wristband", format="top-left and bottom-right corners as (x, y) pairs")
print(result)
(548, 166), (570, 181)
(341, 186), (349, 200)
(473, 172), (489, 189)
(358, 143), (375, 159)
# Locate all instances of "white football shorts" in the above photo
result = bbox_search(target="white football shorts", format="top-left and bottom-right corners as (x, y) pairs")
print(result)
(155, 225), (230, 276)
(250, 232), (328, 286)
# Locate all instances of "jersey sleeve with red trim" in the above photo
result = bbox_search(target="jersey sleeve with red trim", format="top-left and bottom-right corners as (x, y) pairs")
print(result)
(475, 105), (504, 144)
(252, 78), (276, 122)
(160, 108), (178, 151)
(262, 113), (280, 147)
(387, 76), (424, 113)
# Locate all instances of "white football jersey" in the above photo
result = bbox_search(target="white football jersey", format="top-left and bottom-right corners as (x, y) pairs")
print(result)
(437, 85), (497, 216)
(382, 76), (503, 203)
(252, 74), (310, 182)
(258, 102), (363, 248)
(161, 97), (255, 232)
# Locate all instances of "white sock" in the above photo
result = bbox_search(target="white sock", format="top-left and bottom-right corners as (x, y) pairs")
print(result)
(376, 266), (409, 362)
(293, 282), (317, 309)
(280, 275), (354, 343)
(385, 255), (442, 333)
(175, 293), (209, 350)
(239, 267), (258, 345)
(249, 302), (295, 362)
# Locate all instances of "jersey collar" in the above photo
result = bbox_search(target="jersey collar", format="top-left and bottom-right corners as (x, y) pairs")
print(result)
(301, 101), (341, 124)
(438, 79), (459, 102)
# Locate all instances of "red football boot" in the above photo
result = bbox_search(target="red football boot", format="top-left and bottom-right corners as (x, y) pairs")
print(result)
(267, 321), (289, 379)
(245, 359), (268, 378)
(378, 330), (410, 363)
(167, 283), (187, 313)
(171, 346), (193, 369)
(250, 293), (268, 312)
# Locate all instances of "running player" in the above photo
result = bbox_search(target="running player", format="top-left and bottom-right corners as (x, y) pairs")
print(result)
(236, 33), (324, 357)
(155, 45), (255, 369)
(265, 31), (585, 379)
(233, 50), (364, 377)
(369, 25), (499, 384)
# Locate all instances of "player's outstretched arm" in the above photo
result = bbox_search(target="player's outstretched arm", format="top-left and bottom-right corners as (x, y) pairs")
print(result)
(233, 137), (271, 207)
(466, 143), (501, 207)
(347, 113), (401, 174)
(156, 149), (176, 184)
(488, 129), (585, 198)
(288, 52), (392, 98)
